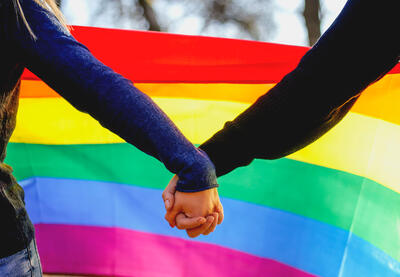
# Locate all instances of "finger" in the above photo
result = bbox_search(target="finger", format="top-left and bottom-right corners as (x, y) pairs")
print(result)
(162, 175), (178, 211)
(186, 215), (214, 238)
(203, 212), (218, 235)
(216, 204), (224, 225)
(176, 214), (207, 230)
(164, 207), (180, 228)
(163, 193), (174, 211)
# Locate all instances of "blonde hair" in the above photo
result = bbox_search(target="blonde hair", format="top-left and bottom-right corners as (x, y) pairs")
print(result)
(12, 0), (69, 39)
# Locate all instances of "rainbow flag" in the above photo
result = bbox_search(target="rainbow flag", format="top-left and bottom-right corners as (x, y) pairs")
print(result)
(9, 26), (400, 277)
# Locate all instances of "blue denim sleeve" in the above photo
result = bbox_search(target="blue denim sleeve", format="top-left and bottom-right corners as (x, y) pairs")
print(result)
(8, 0), (217, 192)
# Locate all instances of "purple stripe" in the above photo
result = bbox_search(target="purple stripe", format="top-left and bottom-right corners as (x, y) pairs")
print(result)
(35, 224), (315, 277)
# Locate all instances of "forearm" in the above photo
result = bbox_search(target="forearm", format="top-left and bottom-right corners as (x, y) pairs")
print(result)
(73, 70), (217, 192)
(43, 59), (218, 192)
(200, 0), (400, 176)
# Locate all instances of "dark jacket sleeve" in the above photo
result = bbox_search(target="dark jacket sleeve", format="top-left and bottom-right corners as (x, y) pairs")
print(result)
(6, 0), (217, 192)
(200, 0), (400, 177)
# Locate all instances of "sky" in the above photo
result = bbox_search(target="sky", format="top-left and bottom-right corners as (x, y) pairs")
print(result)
(272, 0), (347, 45)
(62, 0), (348, 47)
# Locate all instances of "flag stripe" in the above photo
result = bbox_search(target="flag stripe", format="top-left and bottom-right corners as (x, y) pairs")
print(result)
(22, 26), (308, 84)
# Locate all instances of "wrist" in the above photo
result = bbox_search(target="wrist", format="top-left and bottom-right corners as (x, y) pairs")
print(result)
(175, 148), (219, 192)
(199, 122), (255, 177)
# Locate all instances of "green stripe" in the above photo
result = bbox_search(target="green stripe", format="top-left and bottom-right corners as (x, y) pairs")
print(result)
(5, 142), (400, 261)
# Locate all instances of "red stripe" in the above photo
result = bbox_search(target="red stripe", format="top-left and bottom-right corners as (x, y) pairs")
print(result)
(35, 224), (315, 277)
(21, 26), (400, 83)
(22, 26), (308, 84)
(390, 63), (400, 74)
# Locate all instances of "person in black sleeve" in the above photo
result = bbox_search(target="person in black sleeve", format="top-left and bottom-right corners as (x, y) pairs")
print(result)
(164, 0), (399, 235)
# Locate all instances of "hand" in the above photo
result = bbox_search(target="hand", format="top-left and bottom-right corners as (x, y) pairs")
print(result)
(162, 175), (224, 238)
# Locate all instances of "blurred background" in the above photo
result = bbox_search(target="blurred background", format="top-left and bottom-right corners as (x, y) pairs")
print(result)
(56, 0), (347, 47)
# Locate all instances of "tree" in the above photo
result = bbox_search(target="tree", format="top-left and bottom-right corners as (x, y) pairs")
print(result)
(93, 0), (163, 31)
(186, 0), (274, 41)
(137, 0), (162, 31)
(92, 0), (274, 41)
(58, 0), (324, 45)
(302, 0), (321, 46)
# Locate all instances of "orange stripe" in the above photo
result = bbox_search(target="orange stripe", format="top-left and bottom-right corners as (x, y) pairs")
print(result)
(351, 74), (400, 125)
(136, 83), (273, 103)
(19, 80), (274, 102)
(20, 73), (400, 125)
(20, 81), (59, 98)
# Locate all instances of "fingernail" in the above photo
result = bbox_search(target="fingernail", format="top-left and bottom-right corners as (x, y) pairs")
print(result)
(165, 200), (170, 208)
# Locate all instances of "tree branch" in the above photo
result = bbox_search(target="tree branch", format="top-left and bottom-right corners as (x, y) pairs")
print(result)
(137, 0), (162, 31)
(303, 0), (321, 46)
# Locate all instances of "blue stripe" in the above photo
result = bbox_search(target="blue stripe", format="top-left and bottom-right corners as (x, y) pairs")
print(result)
(22, 177), (400, 277)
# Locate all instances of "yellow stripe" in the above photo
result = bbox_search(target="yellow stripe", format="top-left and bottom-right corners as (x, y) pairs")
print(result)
(12, 97), (400, 193)
(289, 113), (400, 194)
(20, 73), (400, 125)
(12, 97), (248, 144)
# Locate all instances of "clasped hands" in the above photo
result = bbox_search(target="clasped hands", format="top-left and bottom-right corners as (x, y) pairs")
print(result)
(162, 175), (224, 238)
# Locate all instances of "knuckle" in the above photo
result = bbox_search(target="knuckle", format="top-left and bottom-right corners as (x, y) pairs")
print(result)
(188, 231), (198, 238)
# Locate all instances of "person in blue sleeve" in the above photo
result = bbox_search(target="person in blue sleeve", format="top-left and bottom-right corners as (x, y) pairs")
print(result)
(0, 0), (223, 275)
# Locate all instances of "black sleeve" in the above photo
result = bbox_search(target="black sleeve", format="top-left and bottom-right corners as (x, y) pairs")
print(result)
(200, 0), (400, 177)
